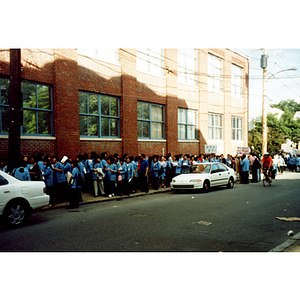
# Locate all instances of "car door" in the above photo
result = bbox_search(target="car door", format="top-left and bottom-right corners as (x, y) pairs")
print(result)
(0, 174), (14, 215)
(216, 163), (230, 185)
(210, 163), (222, 187)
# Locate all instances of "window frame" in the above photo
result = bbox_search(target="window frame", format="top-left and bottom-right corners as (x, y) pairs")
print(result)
(207, 53), (223, 93)
(79, 91), (120, 138)
(178, 108), (198, 140)
(137, 101), (165, 140)
(21, 81), (54, 136)
(177, 49), (198, 86)
(208, 113), (223, 141)
(136, 49), (165, 77)
(231, 64), (244, 98)
(231, 116), (243, 141)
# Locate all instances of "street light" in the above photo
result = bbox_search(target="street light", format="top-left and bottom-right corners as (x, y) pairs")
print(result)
(261, 50), (297, 155)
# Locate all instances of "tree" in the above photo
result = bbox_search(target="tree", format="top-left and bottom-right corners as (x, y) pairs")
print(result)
(249, 99), (300, 154)
(273, 99), (300, 148)
(249, 114), (285, 155)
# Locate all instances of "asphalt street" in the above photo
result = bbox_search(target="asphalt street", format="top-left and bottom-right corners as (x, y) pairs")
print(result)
(0, 171), (299, 252)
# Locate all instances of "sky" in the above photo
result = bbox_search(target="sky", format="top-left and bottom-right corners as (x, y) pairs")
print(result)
(241, 49), (300, 120)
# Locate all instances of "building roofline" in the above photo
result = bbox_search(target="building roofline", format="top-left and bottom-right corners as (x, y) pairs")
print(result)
(227, 48), (250, 60)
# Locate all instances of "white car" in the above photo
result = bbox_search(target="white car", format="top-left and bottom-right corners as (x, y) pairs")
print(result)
(0, 170), (49, 228)
(171, 162), (236, 193)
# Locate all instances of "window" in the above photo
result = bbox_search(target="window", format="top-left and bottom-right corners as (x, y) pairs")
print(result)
(208, 54), (223, 93)
(231, 64), (243, 98)
(177, 49), (197, 85)
(0, 78), (10, 134)
(79, 92), (120, 138)
(0, 174), (8, 186)
(208, 113), (223, 140)
(138, 101), (164, 139)
(178, 108), (197, 140)
(231, 117), (243, 140)
(21, 82), (53, 135)
(78, 49), (119, 64)
(136, 49), (164, 76)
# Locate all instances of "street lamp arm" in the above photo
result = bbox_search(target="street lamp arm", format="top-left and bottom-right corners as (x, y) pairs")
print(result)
(267, 68), (297, 81)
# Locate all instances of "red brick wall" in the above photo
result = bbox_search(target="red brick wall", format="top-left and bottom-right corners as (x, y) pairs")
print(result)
(0, 48), (249, 160)
(79, 140), (122, 159)
(53, 49), (80, 158)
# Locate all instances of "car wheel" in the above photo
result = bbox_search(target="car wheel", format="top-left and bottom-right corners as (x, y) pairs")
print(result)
(203, 180), (210, 193)
(227, 177), (234, 189)
(4, 200), (29, 228)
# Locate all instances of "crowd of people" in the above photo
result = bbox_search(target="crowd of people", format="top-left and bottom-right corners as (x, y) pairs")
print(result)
(0, 151), (299, 208)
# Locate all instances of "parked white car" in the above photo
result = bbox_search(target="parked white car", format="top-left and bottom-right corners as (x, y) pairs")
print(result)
(0, 170), (49, 228)
(170, 162), (236, 193)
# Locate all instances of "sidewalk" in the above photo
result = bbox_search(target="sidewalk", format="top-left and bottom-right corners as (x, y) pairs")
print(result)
(269, 232), (300, 252)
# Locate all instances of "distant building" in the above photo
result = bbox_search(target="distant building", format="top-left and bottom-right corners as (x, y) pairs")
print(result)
(0, 48), (249, 159)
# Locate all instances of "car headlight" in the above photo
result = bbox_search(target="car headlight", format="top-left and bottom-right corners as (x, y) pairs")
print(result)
(189, 179), (202, 183)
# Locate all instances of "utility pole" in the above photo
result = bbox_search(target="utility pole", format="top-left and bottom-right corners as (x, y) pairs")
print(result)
(261, 49), (268, 155)
(8, 49), (22, 173)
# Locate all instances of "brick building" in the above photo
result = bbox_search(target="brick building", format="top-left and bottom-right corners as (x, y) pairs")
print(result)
(0, 48), (249, 160)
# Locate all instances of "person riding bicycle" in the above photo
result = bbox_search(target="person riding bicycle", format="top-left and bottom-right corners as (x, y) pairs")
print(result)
(262, 152), (273, 179)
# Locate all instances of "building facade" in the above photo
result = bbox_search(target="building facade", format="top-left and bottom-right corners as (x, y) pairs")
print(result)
(0, 48), (249, 159)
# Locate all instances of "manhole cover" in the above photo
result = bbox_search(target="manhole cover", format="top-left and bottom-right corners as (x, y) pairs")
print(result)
(130, 213), (151, 217)
(195, 221), (212, 226)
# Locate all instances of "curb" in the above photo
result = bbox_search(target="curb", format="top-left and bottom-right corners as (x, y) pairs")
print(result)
(42, 187), (172, 211)
(269, 232), (300, 252)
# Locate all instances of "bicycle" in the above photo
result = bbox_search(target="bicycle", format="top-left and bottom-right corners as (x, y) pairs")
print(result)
(262, 167), (273, 186)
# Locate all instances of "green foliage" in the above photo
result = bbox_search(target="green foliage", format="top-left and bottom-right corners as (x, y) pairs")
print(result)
(250, 99), (300, 154)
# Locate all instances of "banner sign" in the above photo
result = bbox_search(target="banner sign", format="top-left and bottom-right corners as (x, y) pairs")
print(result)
(237, 146), (250, 155)
(205, 145), (218, 154)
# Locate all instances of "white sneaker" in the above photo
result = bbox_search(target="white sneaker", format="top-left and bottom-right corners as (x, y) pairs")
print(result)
(108, 194), (112, 198)
(112, 193), (114, 197)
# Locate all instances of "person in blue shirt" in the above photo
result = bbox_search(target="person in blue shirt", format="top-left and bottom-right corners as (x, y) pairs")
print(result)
(37, 153), (45, 177)
(150, 155), (161, 190)
(11, 160), (31, 181)
(42, 157), (54, 206)
(140, 154), (149, 193)
(52, 155), (65, 203)
(181, 155), (191, 173)
(67, 160), (81, 209)
(125, 156), (134, 195)
(117, 156), (127, 196)
(290, 155), (297, 172)
(105, 156), (117, 198)
(132, 156), (139, 193)
(83, 152), (92, 193)
(240, 154), (250, 184)
(76, 155), (86, 202)
(100, 152), (109, 196)
(173, 155), (182, 176)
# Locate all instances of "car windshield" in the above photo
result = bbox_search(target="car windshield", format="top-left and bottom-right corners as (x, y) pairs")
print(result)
(184, 164), (211, 174)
